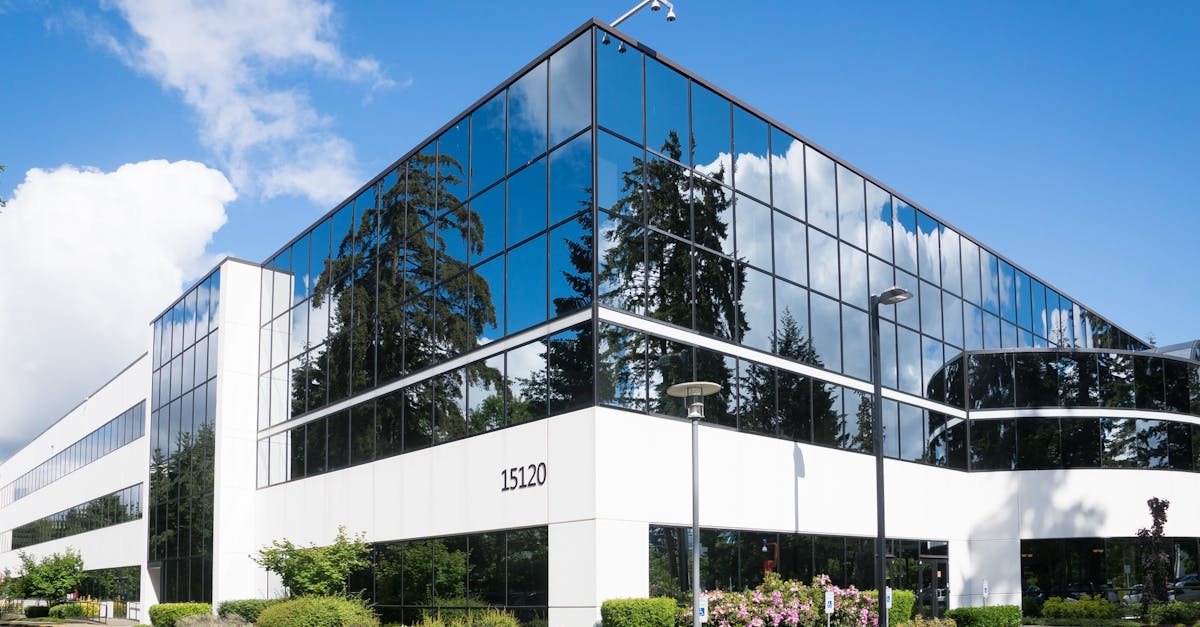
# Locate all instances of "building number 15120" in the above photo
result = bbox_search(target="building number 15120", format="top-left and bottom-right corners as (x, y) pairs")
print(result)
(501, 463), (546, 492)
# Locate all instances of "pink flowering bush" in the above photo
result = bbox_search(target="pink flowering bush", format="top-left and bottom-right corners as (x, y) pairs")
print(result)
(687, 572), (879, 627)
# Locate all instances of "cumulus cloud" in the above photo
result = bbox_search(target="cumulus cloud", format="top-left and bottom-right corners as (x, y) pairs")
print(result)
(0, 160), (234, 459)
(97, 0), (393, 205)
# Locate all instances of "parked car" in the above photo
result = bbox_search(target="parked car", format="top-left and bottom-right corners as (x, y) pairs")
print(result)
(1123, 583), (1176, 605)
(1172, 574), (1200, 602)
(1024, 585), (1047, 603)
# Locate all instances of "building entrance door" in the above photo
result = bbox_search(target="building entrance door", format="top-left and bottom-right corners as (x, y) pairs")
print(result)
(916, 558), (949, 618)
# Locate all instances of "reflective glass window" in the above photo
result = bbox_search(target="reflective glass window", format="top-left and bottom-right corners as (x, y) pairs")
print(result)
(805, 146), (836, 234)
(647, 153), (698, 242)
(983, 313), (1001, 349)
(1014, 353), (1057, 408)
(1030, 279), (1047, 339)
(439, 120), (469, 204)
(893, 201), (917, 275)
(507, 235), (547, 333)
(1134, 355), (1165, 410)
(1057, 352), (1100, 407)
(471, 254), (506, 342)
(508, 340), (549, 423)
(942, 295), (964, 348)
(472, 92), (506, 191)
(1061, 418), (1102, 467)
(1137, 419), (1170, 468)
(596, 131), (644, 218)
(1017, 418), (1061, 469)
(596, 31), (642, 142)
(732, 105), (769, 202)
(868, 257), (894, 322)
(970, 419), (1017, 470)
(350, 402), (375, 465)
(549, 33), (591, 146)
(549, 132), (592, 226)
(1015, 269), (1033, 331)
(841, 305), (869, 381)
(774, 279), (809, 359)
(326, 410), (349, 472)
(467, 353), (506, 434)
(740, 264), (774, 352)
(691, 83), (731, 180)
(919, 282), (941, 338)
(471, 182), (505, 264)
(940, 227), (961, 296)
(509, 61), (548, 169)
(548, 322), (594, 416)
(1102, 417), (1138, 468)
(812, 383), (841, 447)
(549, 214), (592, 317)
(434, 369), (469, 443)
(645, 57), (689, 159)
(840, 244), (867, 310)
(596, 212), (645, 315)
(809, 293), (841, 373)
(898, 403), (924, 462)
(808, 227), (839, 299)
(736, 194), (772, 271)
(738, 359), (777, 437)
(773, 211), (806, 285)
(1167, 422), (1193, 471)
(690, 245), (735, 338)
(980, 251), (1000, 316)
(897, 326), (921, 395)
(778, 368), (814, 441)
(959, 237), (981, 306)
(836, 166), (865, 249)
(922, 336), (944, 401)
(969, 353), (1014, 409)
(866, 184), (892, 261)
(509, 158), (547, 246)
(879, 319), (898, 389)
(1098, 352), (1136, 407)
(598, 323), (647, 413)
(894, 271), (920, 331)
(1163, 359), (1190, 414)
(916, 212), (940, 285)
(998, 260), (1016, 323)
(770, 128), (804, 219)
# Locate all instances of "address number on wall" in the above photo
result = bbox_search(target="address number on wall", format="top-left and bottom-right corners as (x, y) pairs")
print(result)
(500, 463), (546, 492)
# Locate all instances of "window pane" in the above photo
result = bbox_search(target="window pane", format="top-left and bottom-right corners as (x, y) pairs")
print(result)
(472, 92), (506, 191)
(940, 227), (962, 296)
(916, 212), (940, 285)
(1017, 418), (1061, 470)
(509, 61), (548, 169)
(893, 201), (917, 275)
(836, 165), (865, 249)
(691, 83), (731, 181)
(773, 211), (806, 285)
(508, 157), (547, 246)
(1061, 418), (1101, 467)
(969, 353), (1014, 409)
(596, 131), (644, 219)
(970, 419), (1016, 470)
(736, 194), (772, 271)
(841, 305), (869, 381)
(549, 33), (591, 146)
(471, 182), (505, 264)
(840, 244), (867, 310)
(549, 132), (592, 226)
(439, 119), (469, 204)
(740, 264), (774, 352)
(645, 57), (688, 160)
(507, 235), (548, 333)
(732, 106), (769, 202)
(596, 30), (641, 142)
(770, 128), (804, 220)
(866, 183), (892, 261)
(808, 227), (839, 299)
(1014, 353), (1057, 408)
(809, 293), (841, 373)
(549, 213), (592, 317)
(805, 146), (836, 234)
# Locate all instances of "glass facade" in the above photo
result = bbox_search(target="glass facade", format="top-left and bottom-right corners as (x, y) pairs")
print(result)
(0, 402), (145, 507)
(9, 484), (142, 551)
(355, 527), (548, 625)
(1022, 537), (1199, 600)
(148, 270), (219, 603)
(650, 525), (948, 603)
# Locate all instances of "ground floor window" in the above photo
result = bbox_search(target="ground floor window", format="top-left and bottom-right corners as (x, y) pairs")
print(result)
(1021, 537), (1199, 602)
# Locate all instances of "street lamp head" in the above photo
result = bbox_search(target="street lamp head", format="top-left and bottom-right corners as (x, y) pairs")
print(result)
(876, 286), (913, 306)
(651, 0), (662, 11)
(666, 7), (676, 21)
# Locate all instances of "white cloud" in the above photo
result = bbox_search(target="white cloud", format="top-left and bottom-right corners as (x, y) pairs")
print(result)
(0, 160), (234, 458)
(100, 0), (393, 205)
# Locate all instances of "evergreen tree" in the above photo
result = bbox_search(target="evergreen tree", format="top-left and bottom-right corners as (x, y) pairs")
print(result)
(1137, 497), (1170, 615)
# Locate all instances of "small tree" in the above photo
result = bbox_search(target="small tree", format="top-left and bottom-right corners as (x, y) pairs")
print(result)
(1137, 497), (1170, 616)
(254, 526), (371, 597)
(12, 548), (84, 603)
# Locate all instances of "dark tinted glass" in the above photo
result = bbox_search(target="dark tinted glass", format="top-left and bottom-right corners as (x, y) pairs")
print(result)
(738, 360), (777, 437)
(507, 528), (549, 607)
(970, 419), (1016, 470)
(1057, 352), (1099, 407)
(326, 410), (349, 471)
(548, 322), (594, 415)
(403, 381), (434, 452)
(1014, 353), (1057, 407)
(1098, 353), (1136, 407)
(969, 353), (1014, 409)
(1060, 418), (1101, 467)
(1134, 355), (1165, 410)
(778, 369), (813, 442)
(304, 418), (326, 475)
(1017, 418), (1061, 469)
(1164, 358), (1190, 413)
(1167, 422), (1194, 471)
(1102, 417), (1138, 468)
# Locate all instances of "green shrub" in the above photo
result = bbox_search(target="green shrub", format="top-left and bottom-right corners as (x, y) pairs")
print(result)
(149, 602), (213, 627)
(1041, 595), (1119, 619)
(177, 613), (250, 627)
(944, 605), (1022, 627)
(601, 597), (678, 627)
(867, 589), (917, 627)
(419, 597), (490, 623)
(48, 603), (98, 618)
(1024, 618), (1141, 627)
(409, 609), (521, 627)
(25, 605), (51, 619)
(1147, 601), (1200, 626)
(255, 595), (379, 627)
(900, 616), (958, 627)
(218, 599), (285, 623)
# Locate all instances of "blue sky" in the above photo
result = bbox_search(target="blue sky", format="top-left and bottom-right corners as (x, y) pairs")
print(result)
(1, 0), (1197, 459)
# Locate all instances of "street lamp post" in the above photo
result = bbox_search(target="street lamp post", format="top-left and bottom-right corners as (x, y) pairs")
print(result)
(668, 381), (721, 627)
(870, 286), (913, 627)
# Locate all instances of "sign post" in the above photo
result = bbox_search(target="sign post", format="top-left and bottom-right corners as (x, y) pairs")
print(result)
(698, 593), (709, 623)
(983, 580), (990, 606)
(825, 590), (834, 627)
(886, 586), (893, 610)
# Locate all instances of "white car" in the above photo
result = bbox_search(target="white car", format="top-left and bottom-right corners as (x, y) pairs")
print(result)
(1173, 574), (1200, 602)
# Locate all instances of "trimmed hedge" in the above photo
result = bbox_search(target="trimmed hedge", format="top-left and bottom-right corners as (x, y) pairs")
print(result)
(601, 597), (678, 627)
(901, 617), (958, 627)
(867, 589), (917, 627)
(1147, 601), (1200, 626)
(1042, 595), (1120, 619)
(24, 605), (50, 619)
(944, 605), (1022, 627)
(1024, 619), (1141, 627)
(255, 596), (379, 627)
(150, 602), (213, 627)
(49, 603), (99, 618)
(218, 599), (285, 623)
